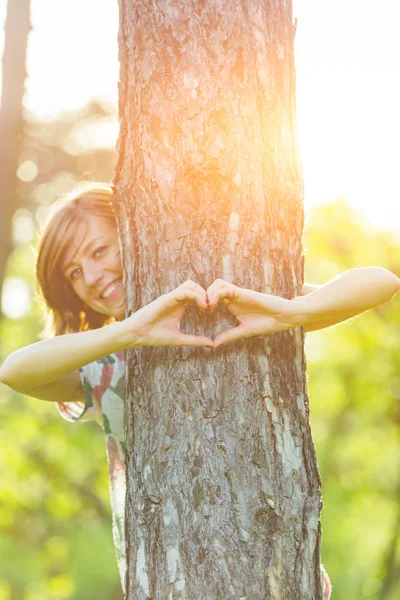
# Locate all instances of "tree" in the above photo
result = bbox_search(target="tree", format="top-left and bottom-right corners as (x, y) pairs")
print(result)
(0, 0), (31, 302)
(114, 1), (323, 598)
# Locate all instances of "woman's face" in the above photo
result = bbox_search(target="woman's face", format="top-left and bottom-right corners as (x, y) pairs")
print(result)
(62, 216), (125, 320)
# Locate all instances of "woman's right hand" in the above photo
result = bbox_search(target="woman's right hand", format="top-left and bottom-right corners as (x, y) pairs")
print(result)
(125, 280), (214, 348)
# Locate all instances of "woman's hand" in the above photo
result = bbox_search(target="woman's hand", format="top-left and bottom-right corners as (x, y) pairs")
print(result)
(126, 280), (214, 348)
(206, 279), (300, 348)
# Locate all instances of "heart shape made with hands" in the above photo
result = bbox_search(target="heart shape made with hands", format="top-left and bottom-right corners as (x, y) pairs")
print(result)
(158, 278), (296, 349)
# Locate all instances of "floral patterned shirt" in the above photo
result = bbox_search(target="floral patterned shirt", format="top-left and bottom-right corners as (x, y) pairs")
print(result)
(56, 351), (127, 592)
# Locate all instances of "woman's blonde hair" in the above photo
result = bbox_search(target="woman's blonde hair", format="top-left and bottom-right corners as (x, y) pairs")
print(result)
(36, 183), (117, 337)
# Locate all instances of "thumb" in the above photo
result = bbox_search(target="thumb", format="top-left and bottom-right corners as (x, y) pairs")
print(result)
(213, 325), (247, 348)
(174, 333), (215, 348)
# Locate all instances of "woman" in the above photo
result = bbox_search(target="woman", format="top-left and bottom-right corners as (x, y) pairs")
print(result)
(1, 184), (399, 598)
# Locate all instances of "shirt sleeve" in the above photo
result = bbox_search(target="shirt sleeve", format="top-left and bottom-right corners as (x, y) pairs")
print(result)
(55, 362), (103, 425)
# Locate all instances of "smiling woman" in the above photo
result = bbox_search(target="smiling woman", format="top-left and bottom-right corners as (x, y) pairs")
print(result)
(36, 185), (120, 335)
(61, 217), (124, 320)
(0, 183), (398, 597)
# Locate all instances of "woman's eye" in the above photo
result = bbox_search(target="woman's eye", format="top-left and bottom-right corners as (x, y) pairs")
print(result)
(94, 245), (107, 258)
(70, 268), (81, 281)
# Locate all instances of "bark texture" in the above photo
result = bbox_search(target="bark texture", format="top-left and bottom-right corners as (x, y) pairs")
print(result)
(114, 1), (323, 598)
(0, 0), (31, 299)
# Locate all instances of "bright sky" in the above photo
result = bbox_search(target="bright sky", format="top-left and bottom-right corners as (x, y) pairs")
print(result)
(0, 0), (399, 234)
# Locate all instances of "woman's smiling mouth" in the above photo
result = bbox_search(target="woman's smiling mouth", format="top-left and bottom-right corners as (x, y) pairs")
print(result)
(101, 278), (122, 299)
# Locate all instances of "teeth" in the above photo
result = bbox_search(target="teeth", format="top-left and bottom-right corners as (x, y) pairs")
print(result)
(102, 280), (120, 299)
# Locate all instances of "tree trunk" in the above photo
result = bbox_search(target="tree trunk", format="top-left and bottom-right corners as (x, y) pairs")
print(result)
(114, 1), (323, 598)
(0, 0), (31, 301)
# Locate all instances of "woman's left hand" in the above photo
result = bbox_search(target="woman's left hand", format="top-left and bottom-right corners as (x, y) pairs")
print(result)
(206, 279), (301, 348)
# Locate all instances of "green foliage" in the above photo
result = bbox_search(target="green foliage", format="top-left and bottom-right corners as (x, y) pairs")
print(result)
(305, 199), (400, 599)
(1, 112), (399, 597)
(0, 104), (123, 600)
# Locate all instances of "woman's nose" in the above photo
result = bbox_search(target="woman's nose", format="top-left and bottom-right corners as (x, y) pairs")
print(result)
(83, 262), (103, 287)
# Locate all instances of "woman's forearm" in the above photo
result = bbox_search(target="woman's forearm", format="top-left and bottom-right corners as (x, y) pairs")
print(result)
(0, 320), (133, 392)
(0, 280), (212, 392)
(294, 267), (400, 328)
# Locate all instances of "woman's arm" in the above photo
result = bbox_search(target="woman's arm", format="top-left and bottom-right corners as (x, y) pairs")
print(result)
(300, 279), (361, 332)
(0, 280), (211, 400)
(206, 268), (400, 346)
(298, 267), (400, 332)
(0, 321), (132, 395)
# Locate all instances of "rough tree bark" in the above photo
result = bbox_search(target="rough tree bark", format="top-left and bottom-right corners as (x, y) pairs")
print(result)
(114, 1), (323, 598)
(0, 0), (31, 300)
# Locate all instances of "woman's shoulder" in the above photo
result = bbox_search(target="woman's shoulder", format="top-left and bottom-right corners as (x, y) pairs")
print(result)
(80, 350), (125, 389)
(94, 350), (126, 367)
(84, 350), (125, 373)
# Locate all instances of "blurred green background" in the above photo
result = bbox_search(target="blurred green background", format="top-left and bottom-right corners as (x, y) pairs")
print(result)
(0, 101), (399, 600)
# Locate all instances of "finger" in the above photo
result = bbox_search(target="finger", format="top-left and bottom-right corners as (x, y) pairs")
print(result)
(213, 325), (247, 348)
(180, 280), (207, 302)
(206, 278), (227, 303)
(208, 286), (238, 310)
(174, 333), (215, 348)
(172, 289), (208, 311)
(179, 279), (200, 290)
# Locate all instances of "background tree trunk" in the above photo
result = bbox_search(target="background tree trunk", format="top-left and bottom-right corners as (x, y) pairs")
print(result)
(114, 1), (323, 598)
(0, 0), (31, 302)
